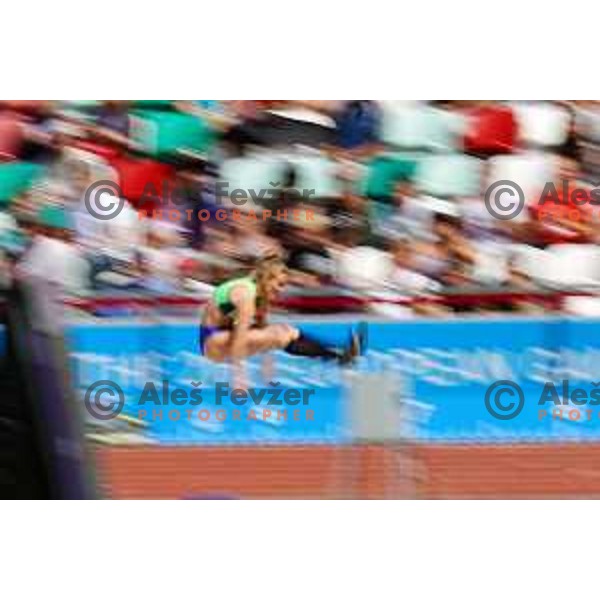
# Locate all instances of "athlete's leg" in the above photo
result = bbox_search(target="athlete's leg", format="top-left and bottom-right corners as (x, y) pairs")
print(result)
(204, 323), (364, 364)
(286, 323), (368, 363)
(284, 328), (343, 360)
(203, 324), (298, 362)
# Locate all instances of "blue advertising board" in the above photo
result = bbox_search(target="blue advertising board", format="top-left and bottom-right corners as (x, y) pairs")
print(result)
(364, 318), (600, 442)
(67, 321), (351, 445)
(5, 316), (600, 443)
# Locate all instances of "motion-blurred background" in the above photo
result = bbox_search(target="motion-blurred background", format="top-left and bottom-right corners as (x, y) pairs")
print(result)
(3, 100), (600, 498)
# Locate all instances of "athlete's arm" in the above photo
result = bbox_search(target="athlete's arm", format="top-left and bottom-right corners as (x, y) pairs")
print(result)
(229, 284), (256, 366)
(254, 300), (268, 328)
(253, 300), (273, 380)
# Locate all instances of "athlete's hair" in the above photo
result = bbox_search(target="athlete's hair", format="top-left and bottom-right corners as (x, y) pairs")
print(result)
(254, 252), (287, 314)
(255, 252), (287, 282)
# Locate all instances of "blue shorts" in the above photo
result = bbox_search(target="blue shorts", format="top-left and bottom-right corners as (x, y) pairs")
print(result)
(198, 325), (222, 355)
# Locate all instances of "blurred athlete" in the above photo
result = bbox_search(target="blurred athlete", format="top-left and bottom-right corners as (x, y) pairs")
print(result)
(199, 254), (364, 370)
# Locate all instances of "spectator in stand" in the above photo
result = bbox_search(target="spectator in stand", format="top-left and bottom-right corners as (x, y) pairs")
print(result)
(385, 238), (440, 294)
(231, 217), (281, 263)
(527, 156), (597, 247)
(88, 101), (133, 150)
(374, 237), (447, 319)
(19, 102), (63, 165)
(411, 213), (473, 283)
(334, 100), (381, 152)
(175, 100), (237, 132)
(17, 205), (90, 306)
(166, 164), (207, 247)
(66, 162), (112, 254)
(494, 257), (544, 315)
(370, 179), (432, 244)
(138, 221), (185, 294)
(327, 184), (371, 247)
(565, 101), (600, 182)
(283, 205), (335, 287)
(0, 108), (25, 161)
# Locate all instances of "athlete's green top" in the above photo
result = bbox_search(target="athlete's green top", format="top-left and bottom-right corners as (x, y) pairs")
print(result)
(213, 276), (257, 317)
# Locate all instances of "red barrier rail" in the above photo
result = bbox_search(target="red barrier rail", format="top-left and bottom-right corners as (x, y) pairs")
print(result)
(63, 289), (599, 312)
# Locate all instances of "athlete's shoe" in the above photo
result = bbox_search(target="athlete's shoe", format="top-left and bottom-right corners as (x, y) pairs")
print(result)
(338, 331), (362, 366)
(357, 321), (368, 354)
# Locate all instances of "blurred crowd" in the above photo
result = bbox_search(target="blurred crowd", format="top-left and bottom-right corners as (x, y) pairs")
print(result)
(2, 100), (600, 317)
